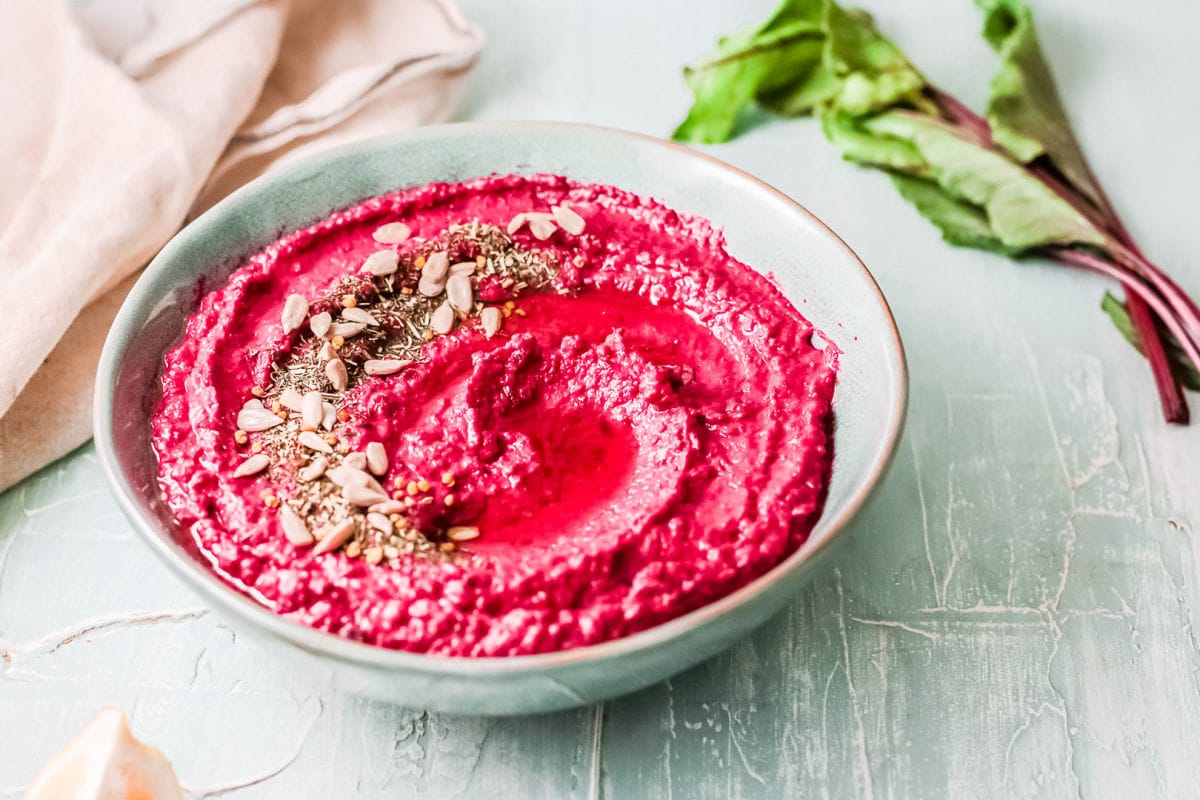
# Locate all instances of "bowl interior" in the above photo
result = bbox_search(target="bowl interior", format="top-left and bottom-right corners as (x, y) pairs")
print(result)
(97, 122), (906, 673)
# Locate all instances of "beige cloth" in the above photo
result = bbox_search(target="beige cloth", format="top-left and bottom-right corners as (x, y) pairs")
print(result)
(0, 0), (483, 492)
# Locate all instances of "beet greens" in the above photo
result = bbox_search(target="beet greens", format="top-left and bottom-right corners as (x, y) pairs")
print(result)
(675, 0), (1200, 423)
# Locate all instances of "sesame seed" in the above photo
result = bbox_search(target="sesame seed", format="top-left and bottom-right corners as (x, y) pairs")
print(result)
(444, 494), (455, 507)
(342, 294), (357, 308)
(417, 479), (431, 492)
(234, 429), (249, 444)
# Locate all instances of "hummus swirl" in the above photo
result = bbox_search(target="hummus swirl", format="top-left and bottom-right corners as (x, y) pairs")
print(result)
(153, 173), (838, 656)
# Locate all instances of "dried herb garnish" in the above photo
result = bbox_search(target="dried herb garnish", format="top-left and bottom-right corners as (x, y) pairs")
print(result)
(229, 208), (583, 564)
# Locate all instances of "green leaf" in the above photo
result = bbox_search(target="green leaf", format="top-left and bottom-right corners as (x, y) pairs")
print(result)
(861, 111), (1106, 250)
(823, 5), (928, 116)
(977, 0), (1105, 208)
(673, 0), (932, 143)
(1101, 292), (1200, 391)
(889, 172), (1018, 254)
(673, 0), (828, 143)
(821, 110), (927, 171)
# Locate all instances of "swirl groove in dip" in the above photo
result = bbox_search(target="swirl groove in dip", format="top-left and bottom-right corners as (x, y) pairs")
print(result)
(152, 173), (839, 657)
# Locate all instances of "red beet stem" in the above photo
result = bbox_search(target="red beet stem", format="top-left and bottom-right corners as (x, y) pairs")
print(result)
(1126, 293), (1189, 424)
(928, 84), (1188, 422)
(1053, 248), (1200, 387)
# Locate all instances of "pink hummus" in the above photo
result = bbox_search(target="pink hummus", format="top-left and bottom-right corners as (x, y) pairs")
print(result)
(152, 174), (838, 657)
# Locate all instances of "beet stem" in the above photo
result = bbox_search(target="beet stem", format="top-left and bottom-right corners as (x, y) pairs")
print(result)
(927, 84), (1188, 423)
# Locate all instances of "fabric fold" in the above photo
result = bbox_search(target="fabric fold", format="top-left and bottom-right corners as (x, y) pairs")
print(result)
(0, 0), (483, 492)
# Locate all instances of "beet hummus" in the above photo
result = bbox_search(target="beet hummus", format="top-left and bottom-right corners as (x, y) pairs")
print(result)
(152, 173), (838, 657)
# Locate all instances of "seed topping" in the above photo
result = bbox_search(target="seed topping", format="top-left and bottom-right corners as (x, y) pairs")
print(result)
(234, 219), (567, 563)
(281, 294), (308, 333)
(372, 222), (411, 244)
(233, 454), (270, 478)
(363, 250), (400, 277)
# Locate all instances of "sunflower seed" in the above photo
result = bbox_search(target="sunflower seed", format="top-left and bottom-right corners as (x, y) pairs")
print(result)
(363, 358), (410, 376)
(321, 402), (337, 431)
(279, 504), (314, 546)
(447, 525), (480, 542)
(526, 213), (556, 240)
(309, 311), (332, 338)
(418, 276), (446, 297)
(301, 390), (323, 429)
(343, 484), (389, 506)
(328, 464), (386, 496)
(342, 451), (368, 471)
(237, 402), (284, 432)
(506, 213), (528, 235)
(298, 456), (328, 482)
(325, 358), (348, 391)
(327, 465), (370, 487)
(279, 388), (304, 412)
(551, 203), (586, 235)
(363, 250), (400, 276)
(298, 430), (333, 453)
(430, 300), (455, 335)
(373, 222), (411, 244)
(342, 307), (379, 326)
(281, 294), (308, 333)
(480, 306), (503, 338)
(366, 512), (393, 536)
(328, 322), (367, 339)
(313, 518), (356, 555)
(422, 250), (449, 282)
(446, 273), (474, 313)
(233, 453), (270, 477)
(368, 500), (405, 515)
(365, 442), (388, 475)
(319, 341), (336, 361)
(450, 260), (476, 277)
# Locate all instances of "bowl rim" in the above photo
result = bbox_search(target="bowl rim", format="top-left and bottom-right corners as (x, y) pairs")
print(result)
(94, 120), (908, 675)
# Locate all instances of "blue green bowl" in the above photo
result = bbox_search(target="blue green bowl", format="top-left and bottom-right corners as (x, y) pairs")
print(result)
(94, 122), (907, 715)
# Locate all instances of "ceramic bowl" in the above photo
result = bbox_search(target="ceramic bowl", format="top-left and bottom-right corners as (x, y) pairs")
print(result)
(95, 122), (907, 715)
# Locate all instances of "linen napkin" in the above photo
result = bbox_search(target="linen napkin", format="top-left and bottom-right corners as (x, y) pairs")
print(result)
(0, 0), (483, 492)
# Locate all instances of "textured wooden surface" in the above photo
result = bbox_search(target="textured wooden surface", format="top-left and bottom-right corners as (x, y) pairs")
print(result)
(3, 1), (1199, 796)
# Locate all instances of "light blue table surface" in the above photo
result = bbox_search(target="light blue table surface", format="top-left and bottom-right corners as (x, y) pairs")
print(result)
(3, 1), (1199, 797)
